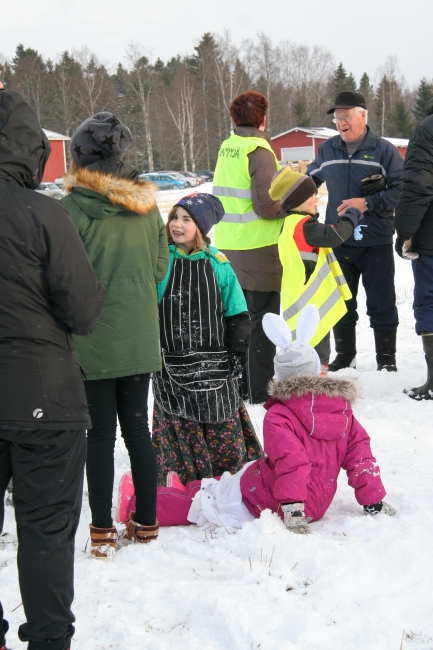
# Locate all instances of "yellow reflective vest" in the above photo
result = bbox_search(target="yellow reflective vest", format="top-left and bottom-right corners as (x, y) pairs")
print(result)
(213, 133), (284, 250)
(279, 213), (352, 347)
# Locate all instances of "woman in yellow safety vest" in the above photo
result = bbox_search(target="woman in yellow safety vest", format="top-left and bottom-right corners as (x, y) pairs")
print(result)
(269, 166), (363, 372)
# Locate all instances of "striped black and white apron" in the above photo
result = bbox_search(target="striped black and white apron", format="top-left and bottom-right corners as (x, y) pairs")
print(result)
(153, 255), (241, 423)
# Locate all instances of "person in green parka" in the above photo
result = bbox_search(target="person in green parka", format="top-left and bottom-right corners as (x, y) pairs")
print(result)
(62, 112), (169, 560)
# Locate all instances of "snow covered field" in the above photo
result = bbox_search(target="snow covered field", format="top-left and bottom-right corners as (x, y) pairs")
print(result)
(2, 184), (433, 649)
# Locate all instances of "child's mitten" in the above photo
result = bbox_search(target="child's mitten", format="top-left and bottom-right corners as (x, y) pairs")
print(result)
(364, 501), (397, 517)
(229, 354), (244, 379)
(281, 502), (312, 535)
(338, 206), (364, 229)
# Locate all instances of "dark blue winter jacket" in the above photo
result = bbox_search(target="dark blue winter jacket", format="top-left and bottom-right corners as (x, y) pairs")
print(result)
(307, 126), (403, 247)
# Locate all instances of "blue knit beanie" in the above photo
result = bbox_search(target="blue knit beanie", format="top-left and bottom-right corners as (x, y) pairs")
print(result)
(175, 193), (224, 237)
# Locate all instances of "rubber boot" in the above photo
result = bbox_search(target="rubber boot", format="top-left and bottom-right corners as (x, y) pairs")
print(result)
(405, 333), (433, 400)
(328, 327), (357, 372)
(374, 330), (397, 371)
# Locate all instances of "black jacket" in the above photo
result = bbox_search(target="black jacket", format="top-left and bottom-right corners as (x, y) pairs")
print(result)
(0, 89), (106, 429)
(394, 107), (433, 255)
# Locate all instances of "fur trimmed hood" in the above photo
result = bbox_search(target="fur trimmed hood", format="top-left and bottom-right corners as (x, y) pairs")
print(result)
(63, 167), (157, 215)
(268, 374), (358, 403)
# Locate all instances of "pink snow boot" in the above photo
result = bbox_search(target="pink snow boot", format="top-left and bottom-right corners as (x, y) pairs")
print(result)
(166, 471), (187, 492)
(116, 470), (136, 524)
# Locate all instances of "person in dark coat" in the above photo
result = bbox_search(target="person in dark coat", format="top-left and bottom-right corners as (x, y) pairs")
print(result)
(394, 105), (433, 399)
(62, 113), (169, 559)
(0, 87), (106, 650)
(307, 91), (403, 372)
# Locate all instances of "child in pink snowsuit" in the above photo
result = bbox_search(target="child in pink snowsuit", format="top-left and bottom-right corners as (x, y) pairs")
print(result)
(118, 306), (396, 533)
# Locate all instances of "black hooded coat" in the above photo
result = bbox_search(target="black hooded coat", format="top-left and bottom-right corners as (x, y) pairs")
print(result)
(0, 89), (106, 429)
(394, 106), (433, 255)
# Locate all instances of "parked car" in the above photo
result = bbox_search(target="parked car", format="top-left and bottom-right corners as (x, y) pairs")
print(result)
(197, 170), (214, 182)
(35, 182), (65, 199)
(54, 177), (64, 188)
(178, 171), (200, 187)
(165, 172), (194, 188)
(139, 173), (189, 190)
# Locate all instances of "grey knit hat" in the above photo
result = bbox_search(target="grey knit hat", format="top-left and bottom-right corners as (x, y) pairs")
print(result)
(263, 306), (321, 381)
(70, 112), (132, 168)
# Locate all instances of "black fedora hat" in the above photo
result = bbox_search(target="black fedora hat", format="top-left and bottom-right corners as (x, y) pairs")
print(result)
(327, 91), (367, 115)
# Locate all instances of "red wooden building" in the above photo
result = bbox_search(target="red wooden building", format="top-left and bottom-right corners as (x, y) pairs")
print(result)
(41, 129), (70, 182)
(271, 127), (408, 162)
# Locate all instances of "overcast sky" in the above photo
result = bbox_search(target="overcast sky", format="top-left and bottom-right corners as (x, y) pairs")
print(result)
(3, 0), (432, 89)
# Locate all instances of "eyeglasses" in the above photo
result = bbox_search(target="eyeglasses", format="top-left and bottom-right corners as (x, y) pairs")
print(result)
(332, 115), (356, 124)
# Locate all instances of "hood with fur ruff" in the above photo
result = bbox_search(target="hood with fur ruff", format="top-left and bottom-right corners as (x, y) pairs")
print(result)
(266, 375), (358, 441)
(63, 167), (157, 216)
(268, 374), (358, 403)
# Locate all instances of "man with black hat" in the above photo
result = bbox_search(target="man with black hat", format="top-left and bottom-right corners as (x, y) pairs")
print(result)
(307, 91), (403, 372)
(0, 85), (106, 650)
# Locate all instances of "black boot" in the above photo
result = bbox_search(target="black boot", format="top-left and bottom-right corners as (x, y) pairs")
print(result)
(328, 327), (356, 372)
(405, 333), (433, 400)
(374, 330), (397, 371)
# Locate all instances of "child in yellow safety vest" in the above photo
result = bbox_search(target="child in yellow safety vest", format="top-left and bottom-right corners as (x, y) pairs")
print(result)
(269, 167), (364, 372)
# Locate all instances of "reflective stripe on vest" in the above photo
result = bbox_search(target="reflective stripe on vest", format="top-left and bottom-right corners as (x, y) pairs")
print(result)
(213, 134), (284, 250)
(279, 213), (352, 347)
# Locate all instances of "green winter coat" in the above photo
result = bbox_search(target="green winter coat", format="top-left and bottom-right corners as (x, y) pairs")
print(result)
(62, 168), (169, 380)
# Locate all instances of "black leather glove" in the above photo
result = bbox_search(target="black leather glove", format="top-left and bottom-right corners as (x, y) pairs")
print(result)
(395, 235), (405, 258)
(338, 207), (364, 229)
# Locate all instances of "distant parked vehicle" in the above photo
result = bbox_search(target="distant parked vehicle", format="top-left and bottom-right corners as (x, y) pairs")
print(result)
(54, 177), (64, 188)
(139, 173), (189, 190)
(178, 171), (200, 187)
(35, 182), (64, 199)
(197, 170), (214, 182)
(165, 172), (193, 188)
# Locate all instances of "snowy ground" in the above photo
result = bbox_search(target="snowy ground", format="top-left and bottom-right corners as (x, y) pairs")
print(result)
(2, 185), (433, 649)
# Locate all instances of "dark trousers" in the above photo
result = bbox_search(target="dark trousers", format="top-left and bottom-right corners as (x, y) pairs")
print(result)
(333, 244), (398, 330)
(0, 428), (86, 648)
(315, 331), (331, 366)
(85, 374), (157, 528)
(412, 254), (433, 335)
(242, 290), (280, 404)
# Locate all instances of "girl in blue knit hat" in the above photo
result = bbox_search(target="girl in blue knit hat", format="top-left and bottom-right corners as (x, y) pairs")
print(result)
(151, 193), (264, 486)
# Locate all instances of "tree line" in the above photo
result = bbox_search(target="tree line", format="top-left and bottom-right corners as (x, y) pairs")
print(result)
(1, 33), (433, 173)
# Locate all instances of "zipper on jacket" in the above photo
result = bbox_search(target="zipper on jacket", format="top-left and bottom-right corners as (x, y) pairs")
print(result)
(347, 155), (352, 198)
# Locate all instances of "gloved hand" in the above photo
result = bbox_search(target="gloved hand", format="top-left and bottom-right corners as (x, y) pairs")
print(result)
(281, 502), (312, 534)
(229, 354), (244, 379)
(339, 207), (364, 229)
(394, 235), (405, 259)
(364, 501), (397, 517)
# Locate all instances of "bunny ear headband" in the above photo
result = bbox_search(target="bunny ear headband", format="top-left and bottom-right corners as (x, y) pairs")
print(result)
(263, 305), (321, 380)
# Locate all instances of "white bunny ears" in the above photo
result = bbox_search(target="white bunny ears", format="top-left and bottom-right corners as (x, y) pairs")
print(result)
(263, 304), (320, 348)
(263, 305), (321, 380)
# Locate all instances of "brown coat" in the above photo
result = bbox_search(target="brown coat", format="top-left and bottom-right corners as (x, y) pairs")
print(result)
(220, 126), (285, 292)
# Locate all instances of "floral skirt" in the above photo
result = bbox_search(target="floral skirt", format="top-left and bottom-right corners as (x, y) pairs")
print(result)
(152, 402), (264, 486)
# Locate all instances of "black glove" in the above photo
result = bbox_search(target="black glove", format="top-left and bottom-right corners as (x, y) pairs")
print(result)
(395, 235), (405, 259)
(229, 353), (245, 379)
(364, 501), (397, 516)
(338, 207), (364, 229)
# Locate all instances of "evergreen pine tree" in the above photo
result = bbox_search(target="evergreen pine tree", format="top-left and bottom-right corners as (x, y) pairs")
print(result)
(346, 73), (357, 92)
(413, 78), (433, 123)
(330, 62), (348, 99)
(393, 100), (413, 138)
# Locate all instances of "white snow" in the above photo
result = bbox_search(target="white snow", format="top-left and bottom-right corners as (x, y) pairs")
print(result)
(2, 186), (433, 649)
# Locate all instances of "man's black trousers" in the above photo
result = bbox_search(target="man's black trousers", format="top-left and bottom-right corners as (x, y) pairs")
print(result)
(242, 290), (280, 404)
(85, 373), (157, 528)
(0, 427), (86, 648)
(333, 244), (398, 330)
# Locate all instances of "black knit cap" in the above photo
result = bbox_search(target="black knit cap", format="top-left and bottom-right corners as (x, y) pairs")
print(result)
(327, 91), (367, 114)
(175, 193), (225, 237)
(71, 112), (132, 167)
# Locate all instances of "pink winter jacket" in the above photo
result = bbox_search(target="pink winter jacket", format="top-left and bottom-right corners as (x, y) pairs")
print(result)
(240, 375), (386, 522)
